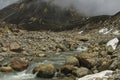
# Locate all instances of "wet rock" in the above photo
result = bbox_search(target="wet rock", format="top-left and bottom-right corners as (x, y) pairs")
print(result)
(65, 56), (79, 66)
(33, 64), (56, 78)
(72, 67), (90, 77)
(10, 58), (29, 71)
(0, 66), (13, 72)
(60, 65), (75, 75)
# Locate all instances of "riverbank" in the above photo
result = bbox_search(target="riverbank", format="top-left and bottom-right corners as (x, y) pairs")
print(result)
(0, 22), (120, 80)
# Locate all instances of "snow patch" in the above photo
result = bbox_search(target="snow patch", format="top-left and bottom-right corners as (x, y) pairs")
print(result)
(106, 38), (119, 50)
(78, 31), (83, 34)
(99, 28), (113, 34)
(99, 28), (120, 35)
(78, 70), (113, 80)
(113, 30), (120, 35)
(99, 28), (108, 33)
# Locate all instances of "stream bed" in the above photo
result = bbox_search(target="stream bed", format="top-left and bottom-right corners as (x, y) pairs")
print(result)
(0, 50), (83, 80)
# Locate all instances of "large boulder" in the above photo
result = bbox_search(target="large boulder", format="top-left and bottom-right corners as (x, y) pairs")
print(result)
(10, 58), (29, 71)
(65, 56), (79, 66)
(60, 65), (75, 75)
(33, 64), (56, 78)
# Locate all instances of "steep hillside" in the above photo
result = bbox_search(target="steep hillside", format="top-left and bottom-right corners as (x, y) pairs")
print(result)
(0, 0), (120, 31)
(0, 0), (85, 31)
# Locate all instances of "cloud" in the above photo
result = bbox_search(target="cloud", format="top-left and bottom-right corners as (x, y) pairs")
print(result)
(1, 0), (120, 16)
(0, 0), (18, 9)
(45, 0), (120, 16)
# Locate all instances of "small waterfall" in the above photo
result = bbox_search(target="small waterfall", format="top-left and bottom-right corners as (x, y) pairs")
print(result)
(0, 63), (39, 80)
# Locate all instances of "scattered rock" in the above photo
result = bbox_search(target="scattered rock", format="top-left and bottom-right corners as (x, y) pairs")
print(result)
(10, 58), (29, 71)
(33, 64), (56, 78)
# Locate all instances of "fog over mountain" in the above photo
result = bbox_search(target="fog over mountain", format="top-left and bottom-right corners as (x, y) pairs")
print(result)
(45, 0), (120, 16)
(1, 0), (120, 16)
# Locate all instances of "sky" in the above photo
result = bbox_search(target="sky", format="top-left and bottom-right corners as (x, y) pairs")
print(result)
(0, 0), (18, 9)
(0, 0), (120, 16)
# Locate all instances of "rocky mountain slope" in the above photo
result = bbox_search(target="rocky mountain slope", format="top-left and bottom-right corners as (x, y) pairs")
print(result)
(0, 0), (120, 80)
(1, 0), (120, 31)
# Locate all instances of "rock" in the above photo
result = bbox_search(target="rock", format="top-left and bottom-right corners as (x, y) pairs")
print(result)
(9, 42), (21, 52)
(2, 47), (8, 52)
(61, 77), (76, 80)
(106, 46), (114, 55)
(60, 65), (75, 75)
(65, 56), (79, 66)
(98, 60), (112, 71)
(76, 53), (98, 69)
(33, 64), (56, 78)
(0, 66), (13, 72)
(38, 53), (46, 57)
(10, 58), (29, 71)
(110, 59), (120, 70)
(79, 34), (91, 42)
(0, 56), (4, 62)
(72, 67), (90, 77)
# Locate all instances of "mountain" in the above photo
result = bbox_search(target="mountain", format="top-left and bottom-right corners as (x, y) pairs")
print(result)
(0, 0), (120, 31)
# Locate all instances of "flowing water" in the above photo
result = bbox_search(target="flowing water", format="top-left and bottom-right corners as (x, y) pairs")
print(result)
(0, 50), (85, 80)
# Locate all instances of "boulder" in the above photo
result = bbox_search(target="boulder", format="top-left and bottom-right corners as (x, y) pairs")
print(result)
(10, 58), (29, 71)
(33, 64), (56, 78)
(65, 56), (79, 66)
(9, 42), (21, 52)
(77, 57), (97, 69)
(0, 66), (13, 72)
(72, 67), (90, 77)
(60, 65), (75, 75)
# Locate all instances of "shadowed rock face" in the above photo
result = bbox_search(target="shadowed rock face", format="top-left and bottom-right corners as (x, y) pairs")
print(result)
(0, 0), (85, 31)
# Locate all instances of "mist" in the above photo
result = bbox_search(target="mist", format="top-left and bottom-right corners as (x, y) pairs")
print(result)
(45, 0), (120, 16)
(0, 0), (18, 9)
(1, 0), (120, 16)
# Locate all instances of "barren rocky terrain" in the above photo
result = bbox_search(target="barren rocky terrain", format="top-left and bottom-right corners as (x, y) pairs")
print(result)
(0, 0), (120, 80)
